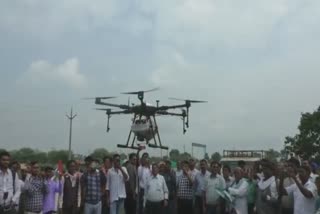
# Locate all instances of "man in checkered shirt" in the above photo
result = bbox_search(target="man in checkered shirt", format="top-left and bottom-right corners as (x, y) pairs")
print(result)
(81, 156), (106, 214)
(176, 160), (194, 214)
(23, 161), (49, 214)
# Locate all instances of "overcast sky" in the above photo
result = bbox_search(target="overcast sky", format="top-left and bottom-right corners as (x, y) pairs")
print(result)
(1, 0), (320, 158)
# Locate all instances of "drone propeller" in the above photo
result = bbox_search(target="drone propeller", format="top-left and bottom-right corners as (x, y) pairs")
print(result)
(95, 108), (112, 111)
(83, 96), (116, 100)
(121, 87), (160, 95)
(168, 97), (208, 103)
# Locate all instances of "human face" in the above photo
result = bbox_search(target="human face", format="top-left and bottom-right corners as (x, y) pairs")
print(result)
(234, 168), (242, 181)
(45, 169), (54, 178)
(141, 154), (149, 165)
(104, 159), (112, 169)
(298, 168), (309, 184)
(302, 161), (309, 167)
(152, 165), (159, 176)
(88, 161), (99, 171)
(113, 157), (121, 168)
(182, 163), (189, 172)
(159, 164), (165, 173)
(31, 164), (40, 176)
(223, 168), (230, 178)
(165, 162), (171, 171)
(0, 155), (10, 169)
(189, 160), (195, 170)
(68, 162), (76, 174)
(21, 169), (28, 180)
(130, 156), (137, 165)
(211, 164), (220, 175)
(262, 167), (272, 179)
(11, 163), (20, 172)
(200, 161), (207, 172)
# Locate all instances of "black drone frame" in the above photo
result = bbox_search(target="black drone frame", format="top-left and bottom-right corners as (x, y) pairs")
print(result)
(89, 88), (206, 150)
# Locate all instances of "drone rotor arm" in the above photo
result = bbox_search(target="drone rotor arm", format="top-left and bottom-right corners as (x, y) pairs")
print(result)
(156, 111), (184, 117)
(95, 99), (130, 110)
(157, 104), (188, 111)
(106, 110), (132, 115)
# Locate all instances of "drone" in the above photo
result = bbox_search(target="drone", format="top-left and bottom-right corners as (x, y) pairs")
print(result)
(86, 88), (207, 150)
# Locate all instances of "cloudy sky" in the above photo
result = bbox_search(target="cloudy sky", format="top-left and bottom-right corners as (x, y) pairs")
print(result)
(1, 0), (320, 158)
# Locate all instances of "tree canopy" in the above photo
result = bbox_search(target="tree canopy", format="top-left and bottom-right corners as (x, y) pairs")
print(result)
(211, 152), (221, 161)
(284, 106), (320, 160)
(264, 149), (281, 162)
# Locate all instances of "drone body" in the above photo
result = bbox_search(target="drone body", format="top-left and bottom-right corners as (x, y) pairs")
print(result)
(87, 88), (206, 150)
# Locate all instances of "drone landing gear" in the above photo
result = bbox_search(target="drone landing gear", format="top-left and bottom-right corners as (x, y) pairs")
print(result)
(117, 114), (168, 150)
(148, 115), (168, 150)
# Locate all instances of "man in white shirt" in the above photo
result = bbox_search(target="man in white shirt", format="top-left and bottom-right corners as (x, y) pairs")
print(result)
(137, 153), (151, 214)
(144, 163), (168, 214)
(256, 161), (279, 214)
(0, 151), (21, 214)
(280, 165), (318, 214)
(106, 154), (129, 214)
(228, 167), (248, 214)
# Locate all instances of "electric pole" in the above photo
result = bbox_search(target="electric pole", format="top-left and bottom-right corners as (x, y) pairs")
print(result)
(66, 107), (77, 160)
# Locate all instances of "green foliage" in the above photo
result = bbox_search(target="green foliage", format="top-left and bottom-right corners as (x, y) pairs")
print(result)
(47, 150), (69, 164)
(162, 156), (169, 160)
(90, 148), (110, 162)
(211, 152), (221, 161)
(180, 152), (191, 160)
(120, 153), (127, 160)
(169, 149), (180, 161)
(10, 148), (48, 163)
(0, 149), (8, 154)
(264, 149), (281, 162)
(284, 106), (320, 160)
(168, 149), (193, 161)
(204, 153), (210, 160)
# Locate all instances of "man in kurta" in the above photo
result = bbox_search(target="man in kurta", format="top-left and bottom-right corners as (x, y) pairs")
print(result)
(43, 167), (62, 214)
(228, 167), (248, 214)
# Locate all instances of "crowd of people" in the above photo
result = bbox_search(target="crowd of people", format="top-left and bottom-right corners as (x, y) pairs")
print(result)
(1, 150), (320, 214)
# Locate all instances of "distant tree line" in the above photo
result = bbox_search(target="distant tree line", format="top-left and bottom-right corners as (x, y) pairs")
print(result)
(0, 147), (282, 165)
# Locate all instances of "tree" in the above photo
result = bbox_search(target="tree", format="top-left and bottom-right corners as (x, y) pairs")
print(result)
(169, 149), (180, 161)
(120, 153), (127, 160)
(265, 149), (281, 162)
(179, 152), (191, 161)
(211, 152), (221, 161)
(204, 153), (210, 160)
(90, 148), (110, 161)
(47, 150), (69, 164)
(11, 148), (48, 163)
(284, 106), (320, 160)
(162, 156), (169, 160)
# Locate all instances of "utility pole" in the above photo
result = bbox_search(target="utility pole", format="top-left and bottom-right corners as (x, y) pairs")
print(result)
(66, 107), (77, 161)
